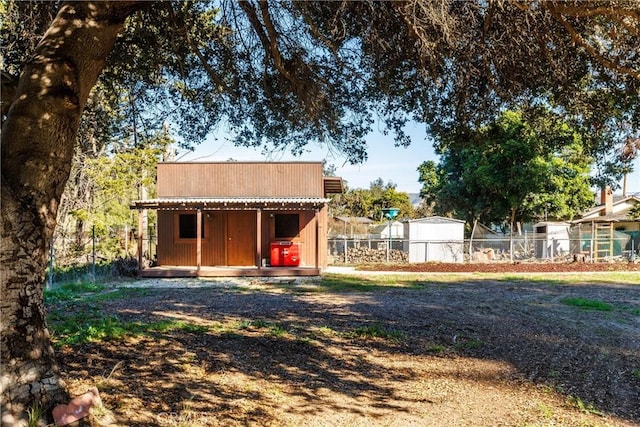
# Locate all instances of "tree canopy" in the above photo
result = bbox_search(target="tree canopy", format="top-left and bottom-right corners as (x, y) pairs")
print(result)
(330, 178), (416, 221)
(3, 1), (638, 162)
(419, 110), (596, 226)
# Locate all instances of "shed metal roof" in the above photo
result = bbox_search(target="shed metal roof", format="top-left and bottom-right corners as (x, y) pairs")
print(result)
(131, 197), (330, 210)
(406, 216), (466, 224)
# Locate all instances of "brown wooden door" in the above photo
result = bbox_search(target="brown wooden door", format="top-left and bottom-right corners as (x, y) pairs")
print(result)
(227, 211), (256, 266)
(203, 211), (226, 266)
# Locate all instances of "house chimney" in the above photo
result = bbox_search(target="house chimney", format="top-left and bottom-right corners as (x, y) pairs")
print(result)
(601, 186), (613, 216)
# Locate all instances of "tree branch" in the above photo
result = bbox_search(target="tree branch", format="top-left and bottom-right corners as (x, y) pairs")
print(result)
(238, 0), (294, 84)
(547, 3), (640, 22)
(550, 9), (640, 80)
(166, 3), (232, 94)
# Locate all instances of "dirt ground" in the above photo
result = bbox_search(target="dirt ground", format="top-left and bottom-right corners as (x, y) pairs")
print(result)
(55, 270), (640, 427)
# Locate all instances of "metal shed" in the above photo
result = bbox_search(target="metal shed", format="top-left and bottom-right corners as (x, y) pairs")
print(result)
(533, 221), (571, 259)
(403, 216), (465, 263)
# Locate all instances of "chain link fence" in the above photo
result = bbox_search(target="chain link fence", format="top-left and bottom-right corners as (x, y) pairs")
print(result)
(46, 225), (638, 285)
(328, 235), (639, 265)
(47, 225), (157, 287)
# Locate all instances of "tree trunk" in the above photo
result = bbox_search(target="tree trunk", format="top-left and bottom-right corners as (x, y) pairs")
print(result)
(1, 2), (146, 425)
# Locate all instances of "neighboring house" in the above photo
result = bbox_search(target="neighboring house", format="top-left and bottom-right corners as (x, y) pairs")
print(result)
(571, 188), (640, 259)
(131, 162), (343, 276)
(403, 216), (465, 263)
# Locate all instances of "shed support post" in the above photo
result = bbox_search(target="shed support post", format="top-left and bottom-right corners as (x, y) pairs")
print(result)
(256, 208), (262, 270)
(196, 208), (202, 273)
(137, 209), (144, 273)
(315, 209), (320, 269)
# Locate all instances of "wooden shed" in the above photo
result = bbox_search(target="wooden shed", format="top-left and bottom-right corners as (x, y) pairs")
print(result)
(131, 162), (343, 277)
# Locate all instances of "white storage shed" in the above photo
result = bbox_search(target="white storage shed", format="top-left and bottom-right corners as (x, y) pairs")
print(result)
(403, 216), (466, 263)
(533, 221), (571, 259)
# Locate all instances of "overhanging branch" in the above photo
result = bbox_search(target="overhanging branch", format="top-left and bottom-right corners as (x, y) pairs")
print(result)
(238, 0), (295, 84)
(550, 9), (640, 80)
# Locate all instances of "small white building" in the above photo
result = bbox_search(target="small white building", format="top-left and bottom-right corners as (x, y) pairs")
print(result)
(533, 221), (571, 258)
(403, 216), (465, 263)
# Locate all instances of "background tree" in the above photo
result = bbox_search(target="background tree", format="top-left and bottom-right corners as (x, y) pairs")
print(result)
(421, 110), (595, 228)
(329, 179), (415, 221)
(417, 160), (440, 209)
(56, 134), (170, 263)
(2, 1), (639, 424)
(367, 178), (416, 221)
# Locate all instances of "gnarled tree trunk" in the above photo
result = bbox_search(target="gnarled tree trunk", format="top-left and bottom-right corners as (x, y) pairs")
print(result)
(1, 2), (145, 425)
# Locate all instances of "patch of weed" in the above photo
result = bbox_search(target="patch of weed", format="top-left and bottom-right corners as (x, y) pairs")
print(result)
(44, 288), (76, 304)
(317, 276), (388, 292)
(60, 282), (104, 293)
(269, 324), (287, 337)
(347, 322), (404, 341)
(27, 401), (43, 427)
(456, 338), (484, 350)
(632, 369), (640, 379)
(568, 396), (603, 416)
(426, 344), (447, 354)
(145, 320), (211, 334)
(236, 319), (287, 337)
(316, 326), (337, 336)
(315, 274), (435, 293)
(237, 319), (269, 329)
(560, 297), (613, 311)
(44, 282), (104, 304)
(49, 311), (211, 347)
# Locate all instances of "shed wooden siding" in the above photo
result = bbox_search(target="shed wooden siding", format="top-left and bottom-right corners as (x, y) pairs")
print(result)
(158, 162), (324, 198)
(157, 211), (227, 266)
(157, 207), (328, 267)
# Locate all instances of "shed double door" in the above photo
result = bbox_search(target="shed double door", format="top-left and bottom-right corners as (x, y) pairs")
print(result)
(207, 211), (256, 266)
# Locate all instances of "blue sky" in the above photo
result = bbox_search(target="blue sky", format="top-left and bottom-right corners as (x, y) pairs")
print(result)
(177, 124), (640, 197)
(177, 122), (437, 194)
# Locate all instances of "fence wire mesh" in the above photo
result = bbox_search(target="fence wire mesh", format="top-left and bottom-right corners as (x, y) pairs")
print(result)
(328, 234), (639, 265)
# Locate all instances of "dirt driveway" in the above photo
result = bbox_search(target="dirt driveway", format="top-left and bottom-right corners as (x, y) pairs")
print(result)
(55, 272), (640, 426)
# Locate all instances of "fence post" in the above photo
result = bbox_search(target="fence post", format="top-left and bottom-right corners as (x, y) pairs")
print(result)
(344, 237), (347, 263)
(469, 219), (478, 259)
(590, 221), (595, 262)
(509, 231), (514, 262)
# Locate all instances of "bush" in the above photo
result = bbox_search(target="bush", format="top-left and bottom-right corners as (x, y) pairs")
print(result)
(111, 256), (139, 277)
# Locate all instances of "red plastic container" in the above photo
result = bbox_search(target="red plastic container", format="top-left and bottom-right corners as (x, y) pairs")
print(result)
(270, 242), (301, 266)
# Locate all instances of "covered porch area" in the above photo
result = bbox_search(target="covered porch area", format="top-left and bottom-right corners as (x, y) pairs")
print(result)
(131, 197), (329, 277)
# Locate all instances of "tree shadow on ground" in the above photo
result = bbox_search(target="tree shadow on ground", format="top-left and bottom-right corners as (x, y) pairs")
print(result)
(54, 277), (640, 425)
